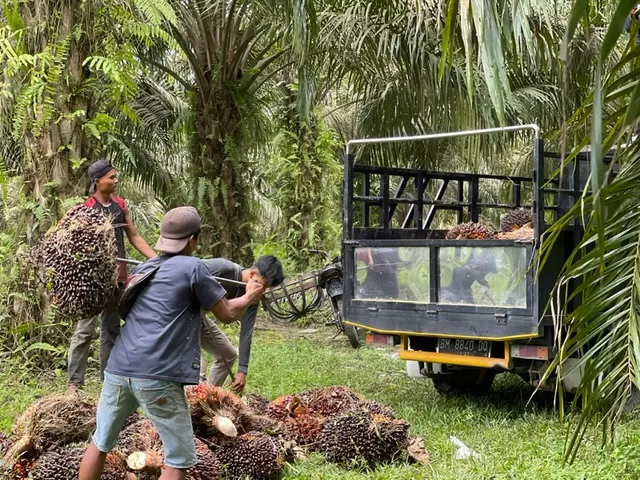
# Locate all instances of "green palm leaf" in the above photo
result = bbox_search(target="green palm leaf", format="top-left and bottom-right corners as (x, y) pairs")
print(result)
(537, 0), (640, 462)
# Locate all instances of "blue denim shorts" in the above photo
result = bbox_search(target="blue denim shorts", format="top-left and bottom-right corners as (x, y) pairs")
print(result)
(93, 372), (197, 469)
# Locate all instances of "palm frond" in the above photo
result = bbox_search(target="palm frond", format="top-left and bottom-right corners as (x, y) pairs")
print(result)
(535, 0), (640, 462)
(541, 143), (640, 461)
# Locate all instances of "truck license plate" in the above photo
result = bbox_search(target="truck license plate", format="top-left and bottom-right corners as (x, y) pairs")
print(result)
(437, 338), (492, 357)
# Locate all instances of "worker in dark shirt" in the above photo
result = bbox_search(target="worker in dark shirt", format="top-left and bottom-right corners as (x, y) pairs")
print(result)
(78, 206), (265, 480)
(68, 159), (156, 393)
(356, 248), (400, 300)
(199, 256), (284, 393)
(443, 249), (497, 304)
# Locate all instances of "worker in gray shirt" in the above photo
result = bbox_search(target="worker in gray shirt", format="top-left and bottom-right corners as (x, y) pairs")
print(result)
(200, 255), (284, 393)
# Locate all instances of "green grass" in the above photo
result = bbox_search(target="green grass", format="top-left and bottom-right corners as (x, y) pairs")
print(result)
(3, 321), (640, 479)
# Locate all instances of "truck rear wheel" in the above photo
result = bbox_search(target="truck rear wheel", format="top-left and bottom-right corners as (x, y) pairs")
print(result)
(343, 324), (361, 349)
(334, 298), (361, 349)
(432, 368), (496, 395)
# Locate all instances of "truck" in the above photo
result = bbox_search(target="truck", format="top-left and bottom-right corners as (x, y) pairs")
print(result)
(340, 125), (600, 395)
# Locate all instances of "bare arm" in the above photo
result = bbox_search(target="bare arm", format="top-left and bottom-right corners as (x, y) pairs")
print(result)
(210, 281), (264, 324)
(210, 297), (251, 324)
(124, 211), (157, 259)
(236, 306), (257, 373)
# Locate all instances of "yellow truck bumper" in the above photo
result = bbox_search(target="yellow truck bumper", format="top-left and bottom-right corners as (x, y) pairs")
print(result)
(399, 336), (513, 370)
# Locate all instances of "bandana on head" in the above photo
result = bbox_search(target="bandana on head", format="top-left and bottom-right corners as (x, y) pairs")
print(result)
(88, 159), (115, 194)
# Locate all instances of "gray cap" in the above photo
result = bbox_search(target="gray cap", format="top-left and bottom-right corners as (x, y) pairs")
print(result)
(155, 206), (202, 254)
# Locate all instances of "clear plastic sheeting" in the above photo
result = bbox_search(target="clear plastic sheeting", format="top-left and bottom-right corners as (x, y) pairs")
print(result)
(438, 247), (527, 308)
(354, 247), (430, 303)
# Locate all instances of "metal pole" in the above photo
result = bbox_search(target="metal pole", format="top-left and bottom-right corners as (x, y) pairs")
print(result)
(345, 124), (541, 154)
(533, 137), (545, 239)
(116, 258), (144, 266)
(117, 258), (247, 288)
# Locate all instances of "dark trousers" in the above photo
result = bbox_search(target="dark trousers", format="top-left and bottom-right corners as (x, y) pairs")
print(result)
(67, 302), (120, 385)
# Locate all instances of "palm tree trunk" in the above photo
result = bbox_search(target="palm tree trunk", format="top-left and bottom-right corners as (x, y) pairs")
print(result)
(190, 93), (253, 264)
(20, 0), (91, 219)
(14, 0), (94, 328)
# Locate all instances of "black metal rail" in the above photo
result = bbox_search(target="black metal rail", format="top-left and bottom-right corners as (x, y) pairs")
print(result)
(345, 146), (601, 240)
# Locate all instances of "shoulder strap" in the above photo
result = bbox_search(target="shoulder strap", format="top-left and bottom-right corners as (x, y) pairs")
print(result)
(118, 257), (169, 319)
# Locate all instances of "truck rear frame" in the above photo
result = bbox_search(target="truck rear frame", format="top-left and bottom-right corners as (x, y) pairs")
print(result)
(341, 125), (595, 393)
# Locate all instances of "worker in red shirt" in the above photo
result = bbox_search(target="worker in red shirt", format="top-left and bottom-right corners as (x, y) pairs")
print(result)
(67, 159), (156, 393)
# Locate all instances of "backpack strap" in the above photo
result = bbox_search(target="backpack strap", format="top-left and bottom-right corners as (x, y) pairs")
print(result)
(118, 257), (169, 319)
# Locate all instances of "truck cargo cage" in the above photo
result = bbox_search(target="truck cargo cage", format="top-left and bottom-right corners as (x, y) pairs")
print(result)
(341, 125), (614, 342)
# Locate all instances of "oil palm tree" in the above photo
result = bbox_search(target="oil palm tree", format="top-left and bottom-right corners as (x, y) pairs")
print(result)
(316, 0), (599, 169)
(0, 0), (178, 216)
(145, 0), (316, 262)
(0, 0), (179, 333)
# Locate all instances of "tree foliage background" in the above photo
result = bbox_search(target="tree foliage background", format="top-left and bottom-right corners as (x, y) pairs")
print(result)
(0, 0), (637, 459)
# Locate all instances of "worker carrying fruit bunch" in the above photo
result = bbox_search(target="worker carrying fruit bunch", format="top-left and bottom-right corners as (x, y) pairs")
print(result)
(67, 159), (157, 394)
(79, 206), (265, 480)
(199, 256), (284, 393)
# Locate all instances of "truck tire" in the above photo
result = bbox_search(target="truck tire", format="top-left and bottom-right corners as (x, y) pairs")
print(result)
(334, 298), (360, 349)
(432, 369), (496, 396)
(344, 324), (361, 349)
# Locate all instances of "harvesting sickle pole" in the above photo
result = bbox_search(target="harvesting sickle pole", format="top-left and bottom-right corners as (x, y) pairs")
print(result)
(116, 258), (247, 288)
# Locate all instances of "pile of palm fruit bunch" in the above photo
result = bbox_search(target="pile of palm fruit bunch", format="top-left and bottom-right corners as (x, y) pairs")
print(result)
(445, 208), (534, 241)
(0, 395), (107, 480)
(246, 385), (412, 468)
(497, 208), (534, 239)
(28, 203), (119, 319)
(3, 386), (418, 480)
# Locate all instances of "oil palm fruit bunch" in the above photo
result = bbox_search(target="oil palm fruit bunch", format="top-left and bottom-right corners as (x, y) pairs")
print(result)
(119, 420), (164, 479)
(117, 418), (163, 455)
(186, 384), (268, 438)
(299, 386), (362, 416)
(282, 414), (324, 445)
(216, 431), (285, 480)
(30, 204), (118, 319)
(126, 438), (221, 480)
(27, 442), (128, 480)
(445, 222), (497, 240)
(316, 410), (410, 467)
(125, 448), (164, 479)
(6, 455), (35, 480)
(186, 438), (222, 480)
(497, 226), (534, 240)
(0, 431), (11, 456)
(500, 208), (533, 232)
(243, 393), (271, 416)
(3, 395), (96, 465)
(265, 395), (299, 421)
(360, 400), (397, 418)
(122, 411), (143, 429)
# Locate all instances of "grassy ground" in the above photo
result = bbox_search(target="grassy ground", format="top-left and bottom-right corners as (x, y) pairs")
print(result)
(3, 320), (640, 479)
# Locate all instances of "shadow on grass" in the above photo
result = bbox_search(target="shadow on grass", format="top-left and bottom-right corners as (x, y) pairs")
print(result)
(431, 372), (569, 417)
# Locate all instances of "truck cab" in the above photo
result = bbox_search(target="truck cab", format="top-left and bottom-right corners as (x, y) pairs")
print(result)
(341, 125), (599, 394)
